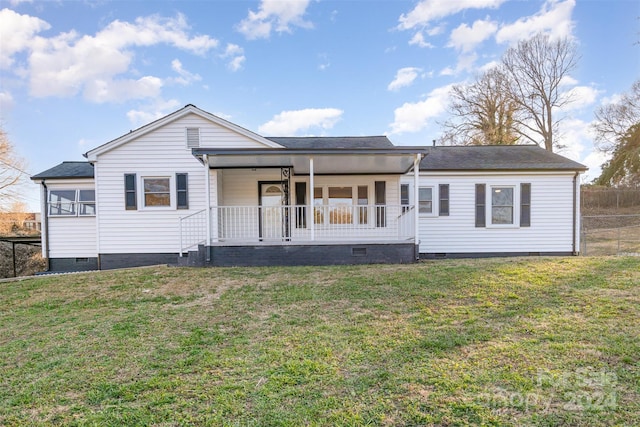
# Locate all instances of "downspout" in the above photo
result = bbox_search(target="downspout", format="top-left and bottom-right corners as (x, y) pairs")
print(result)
(572, 171), (578, 255)
(413, 154), (420, 260)
(41, 180), (50, 271)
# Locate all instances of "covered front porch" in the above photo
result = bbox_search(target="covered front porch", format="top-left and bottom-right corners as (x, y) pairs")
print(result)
(179, 145), (427, 265)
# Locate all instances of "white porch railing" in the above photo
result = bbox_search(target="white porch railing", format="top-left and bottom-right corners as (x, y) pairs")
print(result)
(180, 204), (414, 252)
(179, 208), (207, 254)
(213, 204), (414, 243)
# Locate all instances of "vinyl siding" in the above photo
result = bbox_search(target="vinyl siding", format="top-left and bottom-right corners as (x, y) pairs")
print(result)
(402, 172), (578, 253)
(45, 179), (97, 258)
(95, 113), (271, 254)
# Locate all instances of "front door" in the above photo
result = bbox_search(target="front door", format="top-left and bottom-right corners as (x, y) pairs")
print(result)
(259, 182), (289, 240)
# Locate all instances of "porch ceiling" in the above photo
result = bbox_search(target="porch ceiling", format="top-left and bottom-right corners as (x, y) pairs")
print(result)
(192, 148), (427, 174)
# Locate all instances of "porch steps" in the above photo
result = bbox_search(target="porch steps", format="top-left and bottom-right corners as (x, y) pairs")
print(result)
(177, 246), (207, 267)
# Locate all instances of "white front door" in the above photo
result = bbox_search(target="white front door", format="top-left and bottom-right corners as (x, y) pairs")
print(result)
(259, 182), (287, 240)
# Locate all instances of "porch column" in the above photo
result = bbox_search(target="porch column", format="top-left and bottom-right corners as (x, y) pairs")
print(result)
(204, 154), (212, 246)
(309, 156), (315, 241)
(413, 154), (420, 248)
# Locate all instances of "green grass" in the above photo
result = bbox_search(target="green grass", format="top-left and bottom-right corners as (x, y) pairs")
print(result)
(1, 257), (639, 426)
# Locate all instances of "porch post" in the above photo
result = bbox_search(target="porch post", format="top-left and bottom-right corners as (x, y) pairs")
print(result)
(413, 154), (420, 248)
(204, 154), (212, 246)
(309, 156), (315, 241)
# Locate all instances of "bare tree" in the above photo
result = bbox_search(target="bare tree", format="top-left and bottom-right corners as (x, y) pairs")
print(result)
(501, 33), (579, 151)
(441, 67), (520, 146)
(0, 127), (27, 209)
(592, 79), (640, 187)
(592, 79), (640, 152)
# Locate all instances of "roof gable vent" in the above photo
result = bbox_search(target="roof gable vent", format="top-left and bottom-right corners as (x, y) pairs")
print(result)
(186, 127), (200, 149)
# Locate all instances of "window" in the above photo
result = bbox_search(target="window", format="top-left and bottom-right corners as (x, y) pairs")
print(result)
(176, 173), (188, 209)
(328, 186), (352, 224)
(143, 178), (171, 207)
(78, 190), (96, 216)
(186, 127), (200, 148)
(476, 183), (531, 227)
(125, 174), (137, 210)
(49, 190), (76, 216)
(357, 186), (368, 225)
(49, 189), (95, 216)
(312, 185), (371, 226)
(439, 184), (450, 216)
(491, 187), (514, 224)
(418, 187), (433, 214)
(314, 187), (323, 224)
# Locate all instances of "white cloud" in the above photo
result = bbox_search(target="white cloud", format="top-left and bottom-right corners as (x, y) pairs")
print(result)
(560, 85), (602, 112)
(126, 98), (181, 125)
(237, 0), (313, 40)
(447, 19), (497, 52)
(496, 0), (575, 45)
(439, 52), (478, 76)
(0, 90), (14, 111)
(1, 11), (218, 103)
(388, 67), (422, 91)
(0, 8), (50, 69)
(220, 43), (245, 71)
(84, 76), (164, 103)
(408, 32), (434, 48)
(398, 0), (506, 30)
(388, 85), (453, 134)
(170, 59), (202, 85)
(258, 108), (343, 136)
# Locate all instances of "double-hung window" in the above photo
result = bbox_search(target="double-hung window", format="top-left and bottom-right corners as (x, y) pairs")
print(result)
(143, 178), (171, 207)
(418, 187), (433, 214)
(491, 186), (514, 225)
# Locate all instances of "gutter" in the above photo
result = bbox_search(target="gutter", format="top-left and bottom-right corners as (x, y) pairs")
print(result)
(41, 179), (51, 271)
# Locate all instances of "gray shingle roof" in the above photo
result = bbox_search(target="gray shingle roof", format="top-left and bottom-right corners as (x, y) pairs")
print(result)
(31, 161), (94, 180)
(420, 145), (587, 171)
(266, 136), (394, 149)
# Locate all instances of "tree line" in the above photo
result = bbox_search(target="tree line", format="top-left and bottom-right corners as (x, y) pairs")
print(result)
(439, 32), (638, 187)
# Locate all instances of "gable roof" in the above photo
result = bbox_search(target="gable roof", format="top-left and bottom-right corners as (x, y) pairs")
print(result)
(31, 161), (94, 180)
(84, 104), (282, 161)
(266, 136), (394, 149)
(420, 145), (587, 171)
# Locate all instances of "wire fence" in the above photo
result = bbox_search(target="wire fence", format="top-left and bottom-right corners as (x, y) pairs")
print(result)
(581, 214), (640, 256)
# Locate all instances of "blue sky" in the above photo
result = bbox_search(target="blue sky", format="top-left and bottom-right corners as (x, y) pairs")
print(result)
(1, 0), (639, 211)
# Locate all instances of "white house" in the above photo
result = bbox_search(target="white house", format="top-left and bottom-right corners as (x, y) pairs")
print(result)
(31, 104), (586, 271)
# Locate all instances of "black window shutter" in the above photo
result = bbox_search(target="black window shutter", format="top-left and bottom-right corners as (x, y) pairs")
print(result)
(177, 173), (188, 209)
(475, 184), (485, 227)
(125, 174), (137, 210)
(375, 181), (386, 227)
(439, 184), (450, 216)
(295, 182), (307, 228)
(520, 183), (531, 227)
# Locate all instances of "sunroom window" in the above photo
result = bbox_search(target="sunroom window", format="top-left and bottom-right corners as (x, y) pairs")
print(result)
(49, 189), (96, 216)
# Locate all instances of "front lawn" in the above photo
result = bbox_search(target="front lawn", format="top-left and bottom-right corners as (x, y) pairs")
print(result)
(1, 257), (638, 426)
